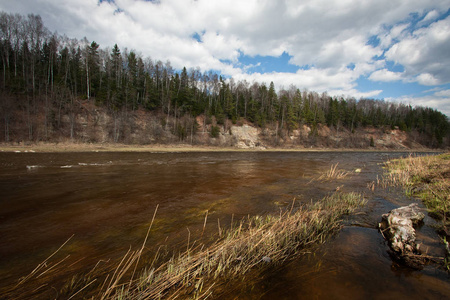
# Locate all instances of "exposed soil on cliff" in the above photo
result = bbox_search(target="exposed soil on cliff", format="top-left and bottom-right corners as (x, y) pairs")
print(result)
(1, 99), (444, 151)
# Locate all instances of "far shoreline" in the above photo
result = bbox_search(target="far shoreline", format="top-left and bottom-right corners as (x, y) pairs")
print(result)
(0, 142), (443, 153)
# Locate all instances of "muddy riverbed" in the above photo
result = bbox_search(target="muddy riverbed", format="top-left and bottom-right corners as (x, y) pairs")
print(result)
(0, 151), (448, 298)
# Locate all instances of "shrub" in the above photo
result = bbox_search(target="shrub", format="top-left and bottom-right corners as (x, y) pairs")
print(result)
(210, 125), (220, 138)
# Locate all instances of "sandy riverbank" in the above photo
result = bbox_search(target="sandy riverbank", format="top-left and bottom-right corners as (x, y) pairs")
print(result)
(0, 142), (440, 153)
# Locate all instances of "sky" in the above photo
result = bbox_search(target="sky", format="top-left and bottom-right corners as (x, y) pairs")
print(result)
(1, 0), (450, 116)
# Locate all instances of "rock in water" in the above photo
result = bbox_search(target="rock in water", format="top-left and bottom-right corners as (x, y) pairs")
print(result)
(379, 203), (425, 257)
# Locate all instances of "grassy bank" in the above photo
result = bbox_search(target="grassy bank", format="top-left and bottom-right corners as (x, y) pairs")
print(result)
(381, 153), (450, 268)
(382, 153), (450, 228)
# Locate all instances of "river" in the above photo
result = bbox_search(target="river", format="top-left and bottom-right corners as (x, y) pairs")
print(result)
(0, 151), (448, 299)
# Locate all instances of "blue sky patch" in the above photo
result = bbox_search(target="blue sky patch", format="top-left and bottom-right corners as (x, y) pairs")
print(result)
(385, 61), (405, 73)
(238, 52), (300, 74)
(366, 35), (380, 47)
(357, 76), (436, 99)
(192, 32), (203, 43)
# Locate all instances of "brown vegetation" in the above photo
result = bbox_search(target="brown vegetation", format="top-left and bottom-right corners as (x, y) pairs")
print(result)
(103, 192), (365, 299)
(316, 163), (351, 181)
(380, 153), (450, 269)
(9, 192), (365, 299)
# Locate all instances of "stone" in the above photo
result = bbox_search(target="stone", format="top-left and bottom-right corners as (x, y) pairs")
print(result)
(379, 203), (425, 256)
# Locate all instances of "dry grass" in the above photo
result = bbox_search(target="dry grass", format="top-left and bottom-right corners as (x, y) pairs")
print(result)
(97, 192), (365, 299)
(379, 153), (450, 269)
(8, 192), (366, 299)
(380, 153), (450, 221)
(316, 163), (350, 181)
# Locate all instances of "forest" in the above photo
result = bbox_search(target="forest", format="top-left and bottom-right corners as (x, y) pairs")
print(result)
(0, 11), (449, 148)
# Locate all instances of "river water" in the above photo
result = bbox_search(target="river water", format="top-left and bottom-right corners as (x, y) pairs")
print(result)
(0, 151), (448, 299)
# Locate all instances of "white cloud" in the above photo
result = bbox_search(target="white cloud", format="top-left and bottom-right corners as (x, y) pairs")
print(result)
(2, 1), (446, 69)
(311, 35), (382, 71)
(1, 0), (450, 114)
(369, 69), (404, 82)
(232, 67), (354, 92)
(201, 31), (241, 62)
(416, 73), (440, 86)
(417, 9), (440, 26)
(390, 23), (409, 38)
(231, 67), (384, 100)
(385, 16), (450, 84)
(328, 89), (383, 100)
(378, 23), (409, 48)
(434, 89), (450, 97)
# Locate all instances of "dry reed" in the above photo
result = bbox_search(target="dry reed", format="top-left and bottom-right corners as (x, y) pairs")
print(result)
(379, 153), (449, 219)
(98, 192), (366, 299)
(8, 192), (366, 299)
(316, 163), (350, 181)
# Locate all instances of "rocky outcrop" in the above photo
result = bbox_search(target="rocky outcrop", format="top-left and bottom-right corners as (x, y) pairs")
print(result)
(379, 203), (425, 265)
(230, 125), (262, 149)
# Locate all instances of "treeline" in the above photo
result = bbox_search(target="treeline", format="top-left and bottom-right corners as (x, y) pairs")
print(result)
(0, 11), (449, 147)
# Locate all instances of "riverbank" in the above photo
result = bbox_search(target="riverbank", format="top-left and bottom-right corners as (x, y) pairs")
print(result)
(383, 153), (450, 232)
(0, 142), (442, 153)
(382, 152), (450, 269)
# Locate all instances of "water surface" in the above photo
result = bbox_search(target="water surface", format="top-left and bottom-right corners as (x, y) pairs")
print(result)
(0, 151), (448, 298)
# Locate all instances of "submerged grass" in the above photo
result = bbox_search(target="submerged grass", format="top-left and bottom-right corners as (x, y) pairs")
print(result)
(8, 192), (366, 299)
(98, 192), (366, 299)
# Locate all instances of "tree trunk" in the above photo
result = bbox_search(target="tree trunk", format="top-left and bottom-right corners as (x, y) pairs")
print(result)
(44, 90), (48, 139)
(25, 96), (34, 141)
(165, 98), (171, 131)
(4, 117), (9, 142)
(2, 58), (5, 90)
(70, 112), (75, 140)
(191, 119), (194, 144)
(86, 56), (90, 99)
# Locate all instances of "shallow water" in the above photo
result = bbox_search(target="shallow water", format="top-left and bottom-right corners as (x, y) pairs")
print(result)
(0, 151), (448, 298)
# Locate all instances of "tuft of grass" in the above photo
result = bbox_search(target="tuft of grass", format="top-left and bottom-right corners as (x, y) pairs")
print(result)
(316, 163), (350, 181)
(99, 192), (366, 299)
